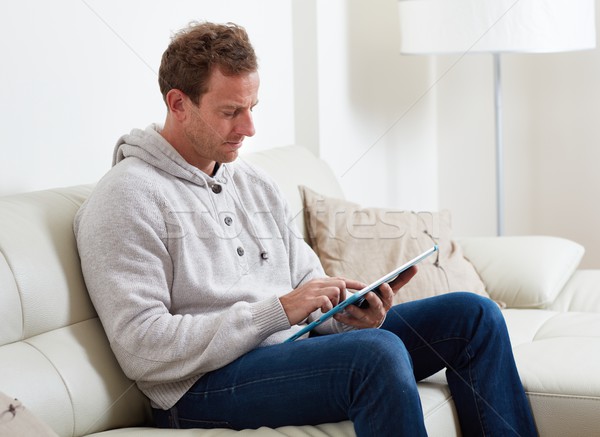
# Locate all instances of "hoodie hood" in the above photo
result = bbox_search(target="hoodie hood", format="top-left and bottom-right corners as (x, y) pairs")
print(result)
(112, 123), (233, 187)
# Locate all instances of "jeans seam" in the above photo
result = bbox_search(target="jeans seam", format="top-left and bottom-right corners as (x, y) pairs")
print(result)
(188, 367), (360, 397)
(407, 336), (492, 436)
(465, 344), (488, 436)
(170, 405), (181, 429)
(406, 336), (470, 355)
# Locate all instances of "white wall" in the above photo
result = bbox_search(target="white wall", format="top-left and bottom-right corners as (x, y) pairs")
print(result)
(0, 0), (437, 210)
(6, 0), (596, 268)
(315, 0), (438, 212)
(436, 55), (502, 237)
(435, 6), (600, 267)
(0, 0), (295, 196)
(523, 49), (600, 268)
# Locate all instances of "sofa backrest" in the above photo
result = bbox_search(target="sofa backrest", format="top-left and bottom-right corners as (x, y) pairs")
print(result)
(240, 145), (345, 238)
(0, 185), (149, 436)
(0, 145), (344, 436)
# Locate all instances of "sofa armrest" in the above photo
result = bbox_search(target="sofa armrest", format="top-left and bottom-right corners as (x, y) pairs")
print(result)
(457, 236), (584, 308)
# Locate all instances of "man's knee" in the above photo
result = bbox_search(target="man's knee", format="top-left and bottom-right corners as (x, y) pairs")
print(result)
(448, 293), (511, 350)
(339, 329), (414, 377)
(464, 292), (504, 325)
(446, 292), (503, 319)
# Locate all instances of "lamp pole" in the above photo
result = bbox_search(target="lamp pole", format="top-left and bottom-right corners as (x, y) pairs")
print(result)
(493, 53), (504, 236)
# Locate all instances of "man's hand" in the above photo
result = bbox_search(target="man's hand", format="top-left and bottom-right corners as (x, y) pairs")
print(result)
(279, 277), (367, 326)
(333, 266), (418, 329)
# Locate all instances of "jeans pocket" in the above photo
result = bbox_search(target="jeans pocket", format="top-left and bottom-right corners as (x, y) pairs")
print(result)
(152, 407), (176, 429)
(178, 417), (232, 429)
(153, 406), (232, 430)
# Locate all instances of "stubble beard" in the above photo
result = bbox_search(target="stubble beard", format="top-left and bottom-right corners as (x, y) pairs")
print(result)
(184, 123), (238, 165)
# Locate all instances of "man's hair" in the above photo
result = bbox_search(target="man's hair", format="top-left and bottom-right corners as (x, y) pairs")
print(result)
(158, 22), (258, 106)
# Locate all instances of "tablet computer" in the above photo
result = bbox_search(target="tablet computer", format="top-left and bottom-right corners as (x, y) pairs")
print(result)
(285, 244), (438, 342)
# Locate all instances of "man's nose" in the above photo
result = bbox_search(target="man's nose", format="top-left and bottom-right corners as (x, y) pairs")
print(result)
(237, 110), (255, 137)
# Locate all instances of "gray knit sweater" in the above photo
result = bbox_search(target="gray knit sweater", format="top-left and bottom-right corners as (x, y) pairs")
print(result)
(74, 125), (350, 409)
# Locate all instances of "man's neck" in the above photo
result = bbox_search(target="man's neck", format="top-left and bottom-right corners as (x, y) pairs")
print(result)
(160, 121), (217, 176)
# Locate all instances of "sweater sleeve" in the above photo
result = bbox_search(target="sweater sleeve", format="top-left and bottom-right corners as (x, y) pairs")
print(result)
(272, 183), (356, 336)
(74, 175), (290, 386)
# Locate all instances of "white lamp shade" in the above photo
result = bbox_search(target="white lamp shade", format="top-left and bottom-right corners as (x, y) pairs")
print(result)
(398, 0), (596, 54)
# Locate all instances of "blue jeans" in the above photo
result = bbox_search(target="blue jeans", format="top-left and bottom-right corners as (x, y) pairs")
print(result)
(152, 293), (537, 436)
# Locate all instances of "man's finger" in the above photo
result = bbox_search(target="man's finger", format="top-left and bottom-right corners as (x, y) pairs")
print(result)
(389, 266), (418, 291)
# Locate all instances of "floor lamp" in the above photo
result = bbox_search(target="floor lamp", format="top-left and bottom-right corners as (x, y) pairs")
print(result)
(398, 0), (596, 236)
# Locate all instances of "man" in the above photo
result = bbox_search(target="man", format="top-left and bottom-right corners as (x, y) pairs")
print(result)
(74, 22), (537, 436)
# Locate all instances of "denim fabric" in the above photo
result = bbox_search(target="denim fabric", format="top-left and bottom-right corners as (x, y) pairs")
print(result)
(153, 293), (537, 436)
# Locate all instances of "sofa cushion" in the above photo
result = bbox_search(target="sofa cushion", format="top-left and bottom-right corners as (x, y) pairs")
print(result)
(503, 309), (600, 436)
(0, 391), (58, 436)
(0, 186), (150, 436)
(300, 186), (488, 304)
(0, 319), (150, 436)
(458, 236), (584, 308)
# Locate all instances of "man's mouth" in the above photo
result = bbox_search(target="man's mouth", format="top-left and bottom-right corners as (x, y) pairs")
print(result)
(225, 139), (244, 149)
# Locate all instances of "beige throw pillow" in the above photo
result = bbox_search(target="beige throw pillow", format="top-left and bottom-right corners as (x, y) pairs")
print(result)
(300, 186), (489, 305)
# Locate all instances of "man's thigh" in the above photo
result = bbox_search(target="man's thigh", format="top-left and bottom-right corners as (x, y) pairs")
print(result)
(166, 329), (409, 430)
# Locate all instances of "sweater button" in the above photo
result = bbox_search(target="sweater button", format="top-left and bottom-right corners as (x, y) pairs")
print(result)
(224, 216), (233, 226)
(236, 247), (245, 256)
(211, 184), (222, 194)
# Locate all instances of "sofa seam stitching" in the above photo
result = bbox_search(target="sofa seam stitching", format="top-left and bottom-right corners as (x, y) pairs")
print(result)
(527, 391), (600, 401)
(422, 393), (454, 419)
(532, 312), (564, 342)
(0, 246), (26, 340)
(51, 188), (90, 208)
(23, 339), (77, 436)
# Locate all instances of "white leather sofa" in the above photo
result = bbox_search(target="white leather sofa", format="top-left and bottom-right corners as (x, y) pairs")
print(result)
(1, 145), (599, 436)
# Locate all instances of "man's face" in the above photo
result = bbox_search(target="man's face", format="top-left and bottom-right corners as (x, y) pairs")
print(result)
(183, 67), (259, 173)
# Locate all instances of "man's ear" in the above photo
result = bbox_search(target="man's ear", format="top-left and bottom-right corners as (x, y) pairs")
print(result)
(165, 89), (189, 121)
